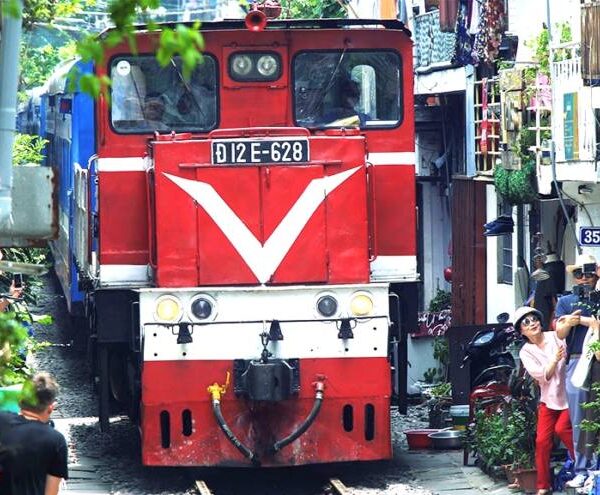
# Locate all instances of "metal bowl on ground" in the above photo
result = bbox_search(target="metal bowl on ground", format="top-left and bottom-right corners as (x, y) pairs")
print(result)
(428, 430), (465, 449)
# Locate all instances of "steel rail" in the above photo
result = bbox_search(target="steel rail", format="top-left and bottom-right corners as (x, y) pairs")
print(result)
(328, 478), (351, 495)
(195, 480), (214, 495)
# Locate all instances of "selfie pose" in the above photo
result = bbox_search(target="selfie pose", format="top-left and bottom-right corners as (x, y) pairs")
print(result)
(515, 306), (574, 495)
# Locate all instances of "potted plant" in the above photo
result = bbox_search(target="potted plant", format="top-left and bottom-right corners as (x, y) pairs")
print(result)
(580, 339), (600, 457)
(427, 382), (453, 429)
(467, 374), (537, 483)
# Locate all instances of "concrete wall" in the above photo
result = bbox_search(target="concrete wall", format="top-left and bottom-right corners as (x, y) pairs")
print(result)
(485, 185), (518, 321)
(420, 181), (452, 304)
(561, 184), (600, 286)
(407, 336), (437, 394)
(416, 125), (452, 306)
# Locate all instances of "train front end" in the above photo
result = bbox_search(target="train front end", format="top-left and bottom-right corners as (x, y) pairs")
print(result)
(139, 127), (391, 466)
(74, 16), (417, 467)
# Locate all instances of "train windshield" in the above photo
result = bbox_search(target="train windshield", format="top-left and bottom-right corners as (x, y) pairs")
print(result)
(110, 55), (218, 134)
(293, 50), (402, 129)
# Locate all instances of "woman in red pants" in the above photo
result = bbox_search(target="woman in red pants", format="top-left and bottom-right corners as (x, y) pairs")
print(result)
(515, 306), (575, 495)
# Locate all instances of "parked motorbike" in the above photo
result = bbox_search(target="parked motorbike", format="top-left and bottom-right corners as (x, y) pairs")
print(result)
(460, 313), (519, 413)
(461, 313), (518, 388)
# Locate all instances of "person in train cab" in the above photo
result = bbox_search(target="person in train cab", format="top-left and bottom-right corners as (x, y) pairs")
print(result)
(321, 77), (370, 128)
(141, 93), (169, 131)
(0, 372), (68, 495)
(162, 72), (217, 128)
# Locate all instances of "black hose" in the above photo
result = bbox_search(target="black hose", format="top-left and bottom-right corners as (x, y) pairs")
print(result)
(271, 382), (325, 453)
(211, 399), (260, 466)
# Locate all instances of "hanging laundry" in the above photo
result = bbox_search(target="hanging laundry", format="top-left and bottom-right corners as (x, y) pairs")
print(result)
(472, 0), (505, 65)
(468, 0), (481, 35)
(397, 0), (408, 24)
(439, 0), (459, 32)
(454, 0), (476, 65)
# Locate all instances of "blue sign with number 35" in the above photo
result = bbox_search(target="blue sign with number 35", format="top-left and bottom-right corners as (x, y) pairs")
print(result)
(580, 227), (600, 246)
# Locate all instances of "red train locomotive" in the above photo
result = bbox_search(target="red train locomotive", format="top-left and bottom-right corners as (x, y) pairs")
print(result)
(41, 12), (417, 467)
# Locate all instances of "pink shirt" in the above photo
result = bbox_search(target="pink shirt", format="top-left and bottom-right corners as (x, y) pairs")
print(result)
(519, 331), (568, 410)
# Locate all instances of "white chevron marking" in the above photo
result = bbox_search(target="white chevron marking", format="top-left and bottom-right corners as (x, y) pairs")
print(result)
(164, 167), (361, 283)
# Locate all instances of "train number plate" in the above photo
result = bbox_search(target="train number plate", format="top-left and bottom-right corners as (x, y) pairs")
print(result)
(211, 139), (309, 165)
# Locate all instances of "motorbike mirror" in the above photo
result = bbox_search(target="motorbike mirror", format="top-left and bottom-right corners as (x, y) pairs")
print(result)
(496, 312), (510, 324)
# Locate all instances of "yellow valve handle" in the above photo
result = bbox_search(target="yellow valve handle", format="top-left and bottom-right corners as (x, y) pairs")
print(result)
(207, 371), (230, 401)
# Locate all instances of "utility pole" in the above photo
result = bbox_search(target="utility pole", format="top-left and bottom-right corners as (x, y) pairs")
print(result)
(0, 0), (23, 226)
(0, 0), (57, 246)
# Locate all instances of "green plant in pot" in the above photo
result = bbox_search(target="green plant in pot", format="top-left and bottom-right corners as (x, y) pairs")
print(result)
(494, 160), (538, 205)
(580, 339), (600, 455)
(428, 289), (451, 313)
(468, 402), (533, 474)
(581, 381), (600, 455)
(425, 339), (452, 428)
(467, 372), (537, 477)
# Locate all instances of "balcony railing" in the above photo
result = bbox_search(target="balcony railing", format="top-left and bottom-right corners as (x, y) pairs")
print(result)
(413, 10), (457, 70)
(551, 43), (597, 164)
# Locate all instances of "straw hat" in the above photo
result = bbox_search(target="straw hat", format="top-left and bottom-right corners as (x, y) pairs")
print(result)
(566, 253), (598, 273)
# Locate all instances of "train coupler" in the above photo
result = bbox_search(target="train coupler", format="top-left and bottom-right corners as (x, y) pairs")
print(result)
(233, 358), (300, 401)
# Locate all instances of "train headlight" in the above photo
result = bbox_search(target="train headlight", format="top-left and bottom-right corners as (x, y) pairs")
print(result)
(231, 54), (253, 76)
(229, 52), (282, 81)
(256, 55), (278, 77)
(350, 293), (374, 316)
(154, 295), (183, 322)
(190, 296), (214, 320)
(317, 295), (338, 317)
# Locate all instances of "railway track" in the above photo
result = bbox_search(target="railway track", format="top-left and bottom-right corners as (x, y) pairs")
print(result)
(195, 480), (215, 495)
(326, 478), (352, 494)
(194, 477), (354, 495)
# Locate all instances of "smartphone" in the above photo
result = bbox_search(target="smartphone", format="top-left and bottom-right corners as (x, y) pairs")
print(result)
(13, 273), (23, 288)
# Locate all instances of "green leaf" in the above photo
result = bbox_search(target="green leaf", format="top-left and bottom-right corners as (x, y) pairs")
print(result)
(79, 73), (101, 98)
(105, 31), (124, 48)
(30, 314), (53, 325)
(3, 0), (22, 19)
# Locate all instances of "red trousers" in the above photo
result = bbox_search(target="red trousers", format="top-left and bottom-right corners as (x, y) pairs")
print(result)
(536, 403), (575, 489)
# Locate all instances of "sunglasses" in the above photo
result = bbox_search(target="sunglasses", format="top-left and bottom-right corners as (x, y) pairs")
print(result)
(521, 314), (540, 327)
(573, 269), (596, 280)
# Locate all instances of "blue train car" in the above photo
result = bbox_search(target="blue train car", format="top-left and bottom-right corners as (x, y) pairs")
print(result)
(16, 86), (44, 136)
(41, 60), (96, 314)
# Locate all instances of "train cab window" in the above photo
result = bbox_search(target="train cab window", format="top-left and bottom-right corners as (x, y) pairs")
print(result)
(293, 51), (402, 129)
(110, 55), (218, 134)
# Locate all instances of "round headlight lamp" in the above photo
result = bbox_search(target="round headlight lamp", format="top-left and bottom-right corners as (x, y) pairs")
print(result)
(350, 293), (374, 316)
(317, 295), (338, 317)
(231, 55), (252, 76)
(191, 297), (213, 320)
(154, 295), (183, 322)
(256, 55), (278, 77)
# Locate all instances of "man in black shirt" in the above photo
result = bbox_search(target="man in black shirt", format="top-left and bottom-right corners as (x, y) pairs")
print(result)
(0, 372), (68, 495)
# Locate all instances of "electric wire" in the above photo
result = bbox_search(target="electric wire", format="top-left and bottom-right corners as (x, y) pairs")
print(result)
(550, 140), (582, 254)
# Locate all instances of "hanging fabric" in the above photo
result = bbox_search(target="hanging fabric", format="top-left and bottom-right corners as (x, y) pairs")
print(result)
(469, 0), (481, 35)
(472, 0), (505, 65)
(439, 0), (459, 32)
(581, 3), (600, 82)
(454, 0), (476, 66)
